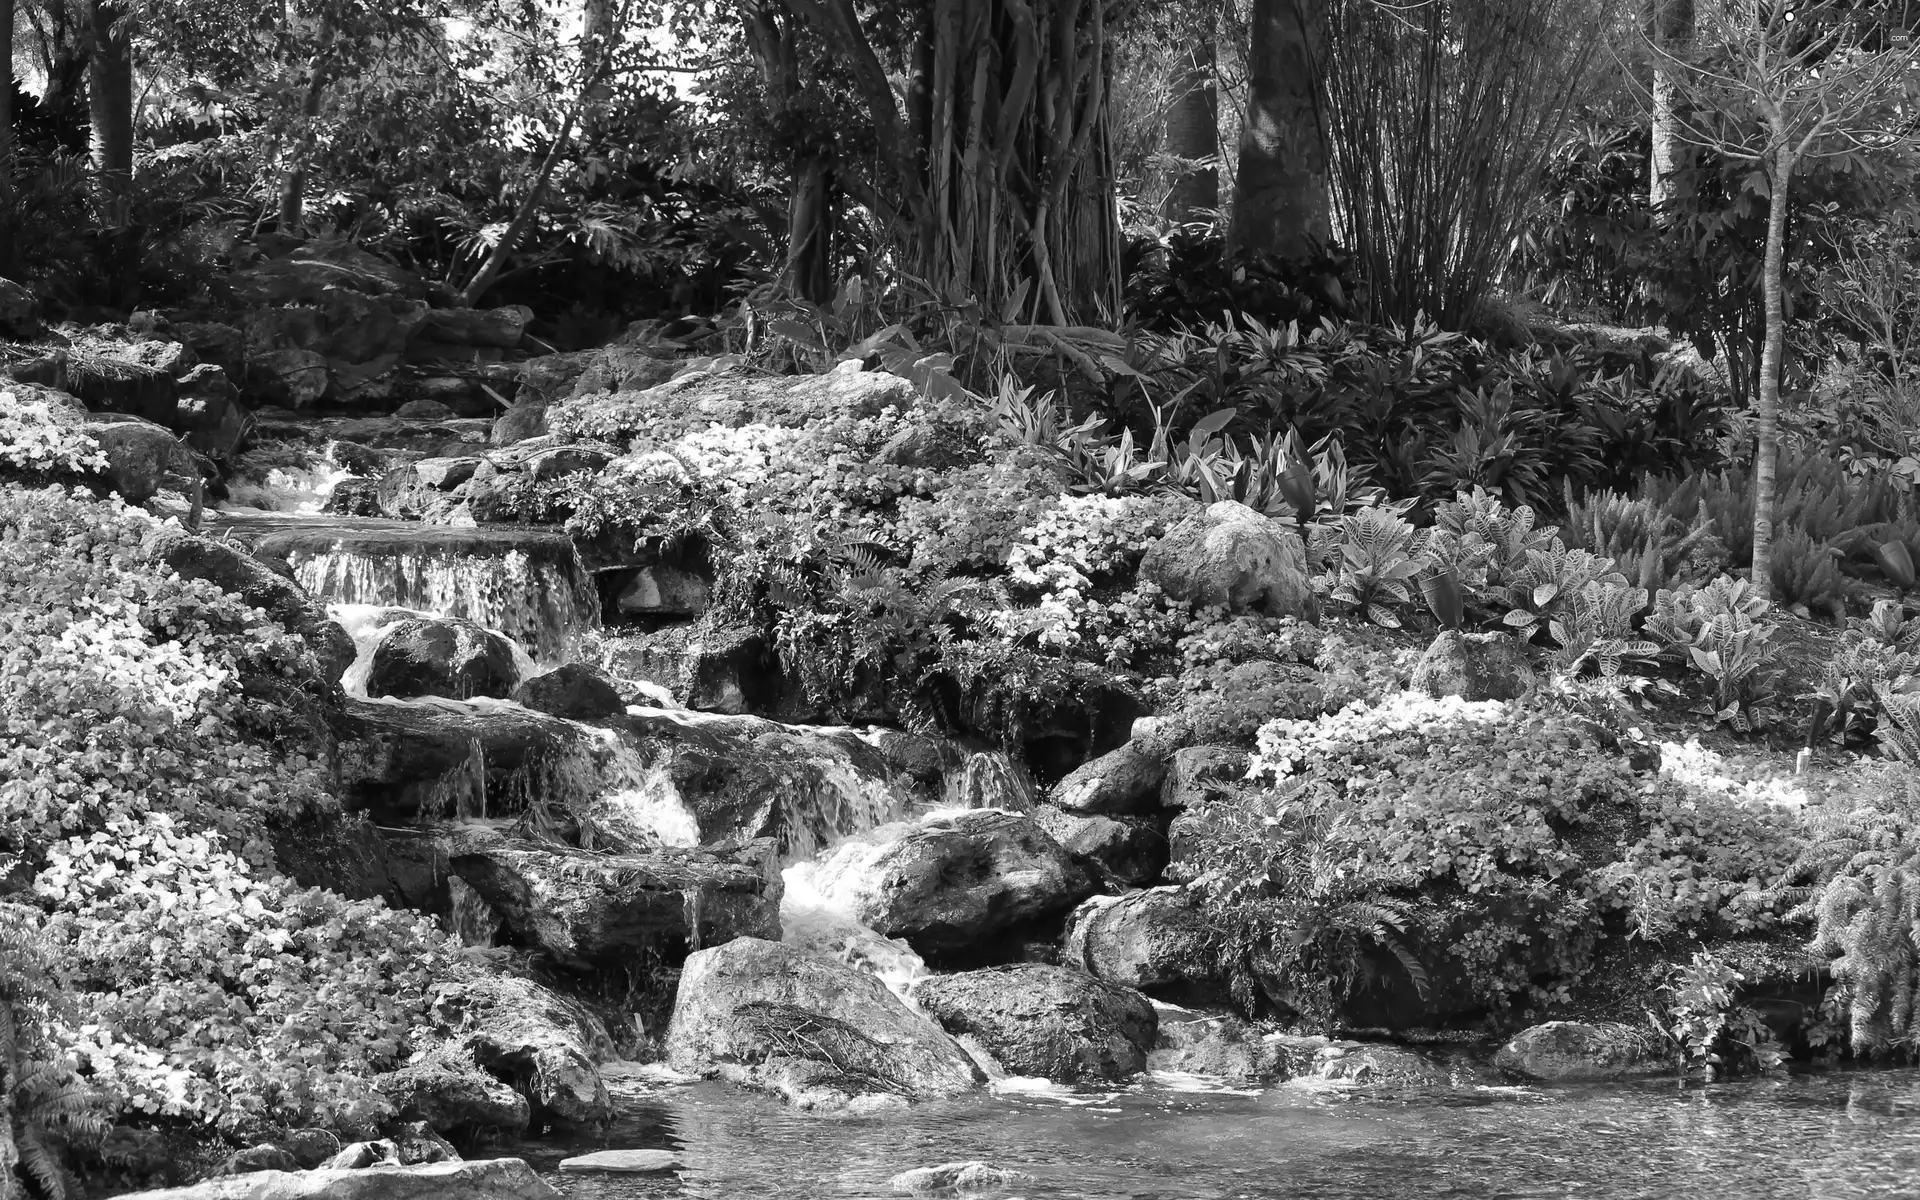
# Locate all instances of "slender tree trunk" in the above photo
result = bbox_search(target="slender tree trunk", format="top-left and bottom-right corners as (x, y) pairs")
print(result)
(0, 0), (16, 278)
(1649, 0), (1693, 215)
(1231, 0), (1330, 259)
(278, 29), (334, 234)
(87, 0), (134, 204)
(1752, 151), (1791, 602)
(786, 156), (835, 302)
(1164, 34), (1219, 221)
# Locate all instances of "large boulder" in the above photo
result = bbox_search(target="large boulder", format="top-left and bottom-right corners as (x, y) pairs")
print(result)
(430, 973), (615, 1126)
(562, 346), (677, 397)
(366, 617), (521, 701)
(1138, 500), (1315, 618)
(372, 1058), (531, 1137)
(251, 348), (331, 409)
(1049, 739), (1165, 816)
(175, 364), (251, 459)
(448, 831), (781, 969)
(910, 964), (1158, 1084)
(810, 810), (1098, 963)
(1493, 1021), (1670, 1082)
(490, 402), (548, 446)
(88, 418), (205, 503)
(1062, 887), (1226, 1003)
(1031, 805), (1166, 887)
(665, 937), (982, 1108)
(109, 1159), (555, 1200)
(1160, 746), (1251, 810)
(551, 368), (917, 448)
(510, 662), (625, 720)
(144, 527), (354, 684)
(1410, 630), (1535, 702)
(613, 565), (710, 617)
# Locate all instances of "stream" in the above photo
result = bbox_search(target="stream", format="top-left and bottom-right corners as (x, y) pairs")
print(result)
(517, 1067), (1920, 1199)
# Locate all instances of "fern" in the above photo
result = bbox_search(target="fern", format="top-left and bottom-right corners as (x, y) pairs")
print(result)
(1, 912), (110, 1200)
(1560, 481), (1724, 592)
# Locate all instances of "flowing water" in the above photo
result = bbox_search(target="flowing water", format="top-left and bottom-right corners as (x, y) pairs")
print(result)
(520, 1067), (1920, 1199)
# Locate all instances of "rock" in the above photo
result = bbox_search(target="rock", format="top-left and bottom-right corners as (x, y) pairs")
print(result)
(89, 419), (205, 504)
(326, 477), (385, 517)
(1493, 1021), (1670, 1082)
(1031, 805), (1166, 887)
(284, 1130), (343, 1169)
(665, 937), (982, 1107)
(813, 810), (1097, 963)
(424, 306), (533, 348)
(615, 565), (710, 617)
(1049, 739), (1165, 816)
(556, 1149), (682, 1174)
(0, 277), (45, 337)
(69, 352), (177, 424)
(551, 368), (918, 448)
(175, 320), (245, 372)
(491, 402), (548, 446)
(366, 617), (521, 701)
(176, 364), (250, 458)
(1138, 500), (1315, 618)
(510, 662), (626, 720)
(514, 352), (600, 404)
(252, 348), (330, 408)
(448, 831), (782, 970)
(526, 443), (613, 481)
(1062, 887), (1226, 1003)
(911, 964), (1158, 1083)
(889, 1163), (1028, 1195)
(126, 338), (196, 377)
(325, 1141), (402, 1169)
(1410, 630), (1535, 702)
(1284, 1037), (1453, 1089)
(396, 398), (457, 421)
(112, 1159), (557, 1200)
(430, 974), (615, 1126)
(566, 346), (678, 398)
(413, 456), (481, 489)
(227, 238), (427, 306)
(219, 1145), (300, 1175)
(389, 1122), (460, 1166)
(1150, 1014), (1293, 1085)
(1160, 746), (1250, 809)
(373, 1057), (531, 1136)
(144, 526), (356, 684)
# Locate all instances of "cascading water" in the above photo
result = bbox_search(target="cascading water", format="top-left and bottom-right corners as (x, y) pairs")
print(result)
(286, 535), (598, 664)
(222, 461), (354, 514)
(773, 756), (916, 866)
(941, 749), (1038, 811)
(781, 832), (929, 1005)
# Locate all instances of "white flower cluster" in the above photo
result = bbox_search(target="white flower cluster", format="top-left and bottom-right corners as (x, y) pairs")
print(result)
(1657, 737), (1809, 811)
(53, 598), (233, 724)
(0, 388), (109, 474)
(1251, 690), (1508, 777)
(995, 494), (1179, 649)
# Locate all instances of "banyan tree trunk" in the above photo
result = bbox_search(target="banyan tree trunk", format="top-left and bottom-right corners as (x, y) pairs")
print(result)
(1163, 38), (1220, 221)
(1231, 0), (1330, 260)
(791, 0), (1120, 326)
(87, 0), (135, 196)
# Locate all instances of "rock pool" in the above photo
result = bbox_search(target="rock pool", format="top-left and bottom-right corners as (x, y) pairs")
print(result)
(518, 1068), (1920, 1199)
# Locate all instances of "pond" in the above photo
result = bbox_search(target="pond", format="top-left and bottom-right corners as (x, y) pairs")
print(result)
(516, 1067), (1920, 1200)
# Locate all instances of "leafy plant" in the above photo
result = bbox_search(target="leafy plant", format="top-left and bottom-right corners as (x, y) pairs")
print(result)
(1654, 952), (1783, 1079)
(1645, 577), (1786, 731)
(1549, 581), (1660, 678)
(1322, 504), (1430, 628)
(1, 916), (110, 1200)
(1853, 599), (1920, 652)
(1560, 482), (1724, 592)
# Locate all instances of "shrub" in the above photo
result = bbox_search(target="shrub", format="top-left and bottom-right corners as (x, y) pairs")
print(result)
(1559, 483), (1725, 592)
(0, 486), (465, 1139)
(0, 390), (108, 480)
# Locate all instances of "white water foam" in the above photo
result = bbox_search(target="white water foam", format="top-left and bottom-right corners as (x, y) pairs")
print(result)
(781, 828), (928, 1005)
(222, 463), (353, 514)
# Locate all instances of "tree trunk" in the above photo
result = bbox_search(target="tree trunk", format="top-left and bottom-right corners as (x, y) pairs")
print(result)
(1164, 36), (1219, 221)
(278, 27), (334, 234)
(1230, 0), (1329, 260)
(460, 100), (583, 307)
(1752, 151), (1791, 603)
(1649, 0), (1693, 215)
(1, 0), (16, 277)
(786, 156), (836, 302)
(87, 0), (134, 202)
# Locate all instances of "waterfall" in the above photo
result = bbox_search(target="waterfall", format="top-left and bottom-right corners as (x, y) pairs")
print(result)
(223, 461), (353, 514)
(781, 833), (929, 1005)
(289, 540), (598, 663)
(941, 749), (1038, 812)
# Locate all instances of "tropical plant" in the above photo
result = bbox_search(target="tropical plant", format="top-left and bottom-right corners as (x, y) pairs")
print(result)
(1560, 483), (1724, 593)
(1498, 545), (1632, 643)
(1646, 576), (1786, 730)
(1322, 504), (1430, 628)
(1549, 581), (1661, 678)
(1654, 951), (1783, 1079)
(1854, 599), (1920, 652)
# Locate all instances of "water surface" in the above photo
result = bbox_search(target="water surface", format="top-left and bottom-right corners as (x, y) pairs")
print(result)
(520, 1067), (1920, 1199)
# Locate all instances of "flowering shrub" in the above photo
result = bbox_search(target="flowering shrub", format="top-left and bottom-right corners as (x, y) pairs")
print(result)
(1250, 691), (1508, 779)
(1, 486), (464, 1140)
(991, 494), (1191, 655)
(0, 389), (108, 477)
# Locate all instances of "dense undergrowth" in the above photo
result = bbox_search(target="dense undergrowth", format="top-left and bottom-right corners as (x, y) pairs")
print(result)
(0, 484), (471, 1179)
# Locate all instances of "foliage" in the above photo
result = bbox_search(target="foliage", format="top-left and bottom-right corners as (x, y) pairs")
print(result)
(0, 392), (108, 480)
(1785, 774), (1920, 1057)
(0, 486), (463, 1139)
(1320, 503), (1427, 628)
(1122, 224), (1356, 333)
(1, 917), (111, 1200)
(1654, 951), (1784, 1078)
(1644, 576), (1787, 730)
(1559, 483), (1725, 593)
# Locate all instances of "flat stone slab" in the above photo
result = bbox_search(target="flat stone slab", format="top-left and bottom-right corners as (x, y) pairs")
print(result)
(557, 1149), (683, 1173)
